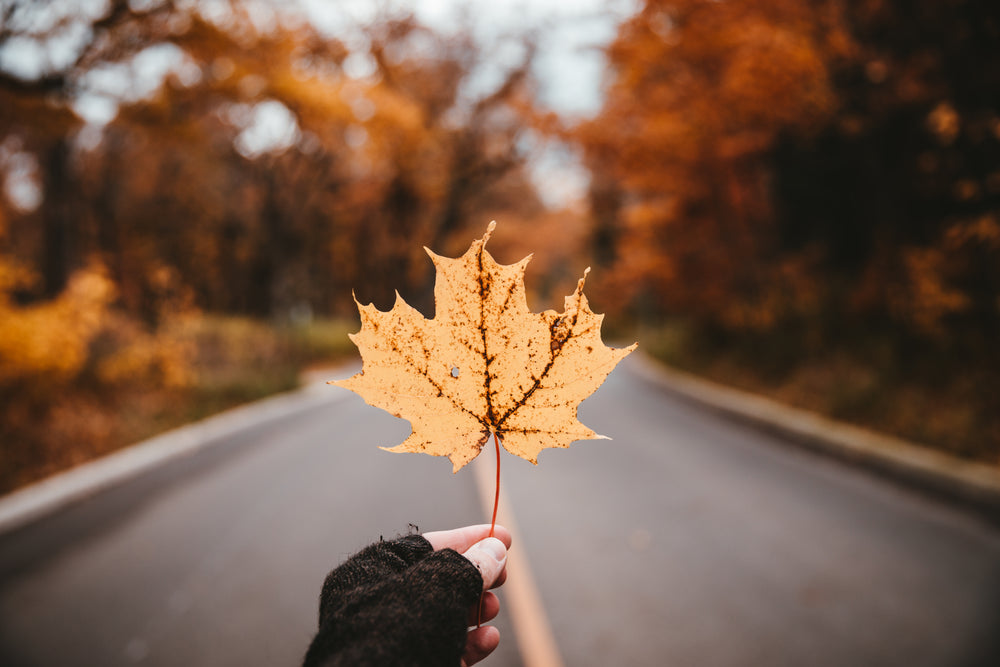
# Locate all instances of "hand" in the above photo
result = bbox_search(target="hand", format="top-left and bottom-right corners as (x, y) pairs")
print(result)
(424, 524), (512, 666)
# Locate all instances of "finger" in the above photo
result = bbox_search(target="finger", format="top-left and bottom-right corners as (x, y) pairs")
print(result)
(467, 591), (499, 626)
(490, 566), (507, 590)
(424, 524), (512, 553)
(462, 537), (507, 591)
(461, 625), (500, 666)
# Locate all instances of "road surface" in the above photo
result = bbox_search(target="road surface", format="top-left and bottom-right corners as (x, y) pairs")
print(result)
(1, 355), (998, 666)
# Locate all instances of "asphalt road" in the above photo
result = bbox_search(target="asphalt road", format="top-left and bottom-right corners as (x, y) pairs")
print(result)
(1, 355), (998, 666)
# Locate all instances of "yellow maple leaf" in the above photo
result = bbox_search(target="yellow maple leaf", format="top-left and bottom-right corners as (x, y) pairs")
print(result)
(332, 221), (637, 472)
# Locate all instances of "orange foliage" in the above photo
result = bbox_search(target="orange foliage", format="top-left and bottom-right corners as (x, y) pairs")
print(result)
(580, 0), (1000, 350)
(0, 262), (113, 385)
(578, 0), (1000, 458)
(0, 202), (111, 386)
(579, 0), (848, 328)
(0, 3), (550, 489)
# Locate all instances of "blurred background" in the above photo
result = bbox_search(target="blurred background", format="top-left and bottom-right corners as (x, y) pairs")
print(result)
(1, 0), (998, 495)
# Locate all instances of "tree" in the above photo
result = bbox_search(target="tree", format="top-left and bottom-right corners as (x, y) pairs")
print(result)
(1, 1), (542, 319)
(771, 0), (1000, 350)
(579, 0), (999, 349)
(578, 0), (848, 329)
(578, 0), (1000, 458)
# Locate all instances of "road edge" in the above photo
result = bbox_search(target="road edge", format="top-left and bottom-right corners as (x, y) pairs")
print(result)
(630, 352), (1000, 523)
(0, 379), (348, 537)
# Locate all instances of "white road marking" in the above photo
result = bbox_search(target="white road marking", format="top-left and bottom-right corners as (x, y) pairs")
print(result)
(472, 452), (565, 667)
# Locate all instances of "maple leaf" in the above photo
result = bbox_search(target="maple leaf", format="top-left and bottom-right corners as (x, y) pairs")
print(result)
(332, 222), (637, 472)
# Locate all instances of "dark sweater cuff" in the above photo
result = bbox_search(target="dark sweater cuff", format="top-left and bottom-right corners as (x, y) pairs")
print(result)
(318, 535), (434, 623)
(304, 535), (485, 667)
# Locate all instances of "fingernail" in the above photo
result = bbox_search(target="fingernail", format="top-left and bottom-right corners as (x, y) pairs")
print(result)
(477, 537), (507, 563)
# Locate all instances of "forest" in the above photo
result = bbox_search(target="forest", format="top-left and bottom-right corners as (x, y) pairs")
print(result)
(1, 0), (997, 493)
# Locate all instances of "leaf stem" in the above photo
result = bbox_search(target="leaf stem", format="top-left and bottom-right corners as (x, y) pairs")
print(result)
(479, 430), (501, 628)
(489, 430), (500, 538)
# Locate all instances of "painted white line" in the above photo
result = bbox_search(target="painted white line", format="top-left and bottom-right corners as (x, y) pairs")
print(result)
(0, 380), (350, 536)
(472, 452), (565, 667)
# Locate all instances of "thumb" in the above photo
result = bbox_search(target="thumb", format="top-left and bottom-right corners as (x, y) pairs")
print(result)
(462, 537), (507, 592)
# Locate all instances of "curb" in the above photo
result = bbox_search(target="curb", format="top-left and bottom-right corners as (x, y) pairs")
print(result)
(629, 353), (1000, 524)
(0, 379), (348, 537)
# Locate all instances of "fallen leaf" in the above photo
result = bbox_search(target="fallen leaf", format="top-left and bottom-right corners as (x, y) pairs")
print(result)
(332, 221), (637, 471)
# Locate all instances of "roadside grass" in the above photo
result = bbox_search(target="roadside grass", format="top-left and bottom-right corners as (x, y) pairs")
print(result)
(0, 316), (357, 495)
(639, 321), (999, 465)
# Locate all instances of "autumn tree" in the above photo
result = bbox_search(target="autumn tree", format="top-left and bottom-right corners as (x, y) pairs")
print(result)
(579, 0), (1000, 457)
(1, 1), (541, 319)
(579, 0), (849, 329)
(0, 0), (548, 489)
(580, 0), (999, 345)
(771, 0), (1000, 352)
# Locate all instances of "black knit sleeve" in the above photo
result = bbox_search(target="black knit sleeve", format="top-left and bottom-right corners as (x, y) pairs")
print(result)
(303, 535), (484, 667)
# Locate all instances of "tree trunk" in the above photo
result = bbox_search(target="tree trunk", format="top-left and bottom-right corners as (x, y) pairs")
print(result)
(41, 139), (73, 297)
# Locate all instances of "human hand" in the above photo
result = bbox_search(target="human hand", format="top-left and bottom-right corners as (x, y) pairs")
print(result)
(424, 524), (512, 666)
